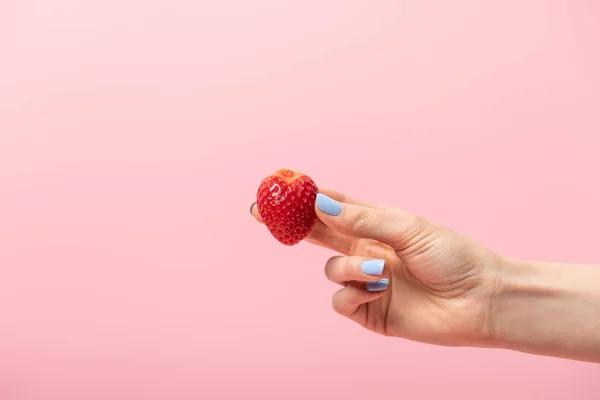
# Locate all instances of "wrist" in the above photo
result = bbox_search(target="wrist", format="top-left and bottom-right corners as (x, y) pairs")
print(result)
(482, 256), (532, 349)
(484, 256), (600, 361)
(484, 257), (563, 350)
(478, 252), (508, 348)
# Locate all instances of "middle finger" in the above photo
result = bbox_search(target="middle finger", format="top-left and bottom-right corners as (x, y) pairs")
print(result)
(324, 255), (389, 284)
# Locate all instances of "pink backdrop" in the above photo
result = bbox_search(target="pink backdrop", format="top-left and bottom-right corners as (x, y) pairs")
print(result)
(1, 1), (600, 399)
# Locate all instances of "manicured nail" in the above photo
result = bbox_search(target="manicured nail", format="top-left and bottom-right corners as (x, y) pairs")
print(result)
(249, 202), (256, 215)
(366, 278), (389, 292)
(361, 259), (385, 276)
(316, 193), (342, 216)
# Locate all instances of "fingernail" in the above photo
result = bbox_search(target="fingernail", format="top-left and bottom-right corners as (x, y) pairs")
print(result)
(366, 278), (389, 292)
(316, 193), (342, 216)
(249, 202), (256, 215)
(361, 259), (385, 276)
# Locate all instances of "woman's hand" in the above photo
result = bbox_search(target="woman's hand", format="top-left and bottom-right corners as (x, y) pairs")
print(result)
(251, 188), (600, 362)
(251, 188), (502, 348)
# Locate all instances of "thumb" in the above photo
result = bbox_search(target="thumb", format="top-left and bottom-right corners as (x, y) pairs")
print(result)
(315, 193), (428, 250)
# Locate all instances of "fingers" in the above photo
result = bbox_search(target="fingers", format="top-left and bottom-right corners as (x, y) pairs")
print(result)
(304, 220), (354, 254)
(324, 255), (388, 284)
(317, 188), (380, 209)
(326, 255), (390, 325)
(315, 193), (428, 250)
(249, 201), (355, 254)
(249, 186), (376, 224)
(331, 282), (388, 323)
(249, 187), (404, 254)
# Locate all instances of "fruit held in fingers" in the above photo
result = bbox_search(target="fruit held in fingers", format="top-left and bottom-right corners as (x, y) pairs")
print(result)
(256, 169), (318, 246)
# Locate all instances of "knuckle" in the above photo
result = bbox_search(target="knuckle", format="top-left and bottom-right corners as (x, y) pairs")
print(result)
(392, 214), (428, 245)
(399, 213), (424, 233)
(340, 257), (353, 279)
(407, 213), (428, 230)
(351, 208), (373, 232)
(395, 216), (439, 253)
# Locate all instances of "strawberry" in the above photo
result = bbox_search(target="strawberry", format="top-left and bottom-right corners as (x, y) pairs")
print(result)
(256, 168), (318, 246)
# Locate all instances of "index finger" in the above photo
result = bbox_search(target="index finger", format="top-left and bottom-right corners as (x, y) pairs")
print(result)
(317, 187), (381, 209)
(249, 201), (355, 254)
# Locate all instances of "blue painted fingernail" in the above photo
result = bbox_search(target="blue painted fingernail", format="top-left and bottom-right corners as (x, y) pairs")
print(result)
(316, 193), (343, 216)
(366, 278), (389, 292)
(361, 259), (385, 276)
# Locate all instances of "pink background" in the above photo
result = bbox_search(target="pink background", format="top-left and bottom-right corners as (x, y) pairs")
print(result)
(1, 1), (600, 399)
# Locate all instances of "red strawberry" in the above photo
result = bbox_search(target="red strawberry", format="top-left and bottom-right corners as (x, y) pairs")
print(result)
(256, 169), (318, 246)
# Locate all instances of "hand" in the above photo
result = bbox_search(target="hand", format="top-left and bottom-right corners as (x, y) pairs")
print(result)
(251, 189), (502, 348)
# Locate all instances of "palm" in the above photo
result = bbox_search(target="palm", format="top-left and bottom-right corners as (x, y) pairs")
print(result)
(348, 232), (492, 346)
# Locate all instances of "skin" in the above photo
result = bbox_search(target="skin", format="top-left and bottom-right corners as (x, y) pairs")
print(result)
(250, 188), (600, 363)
